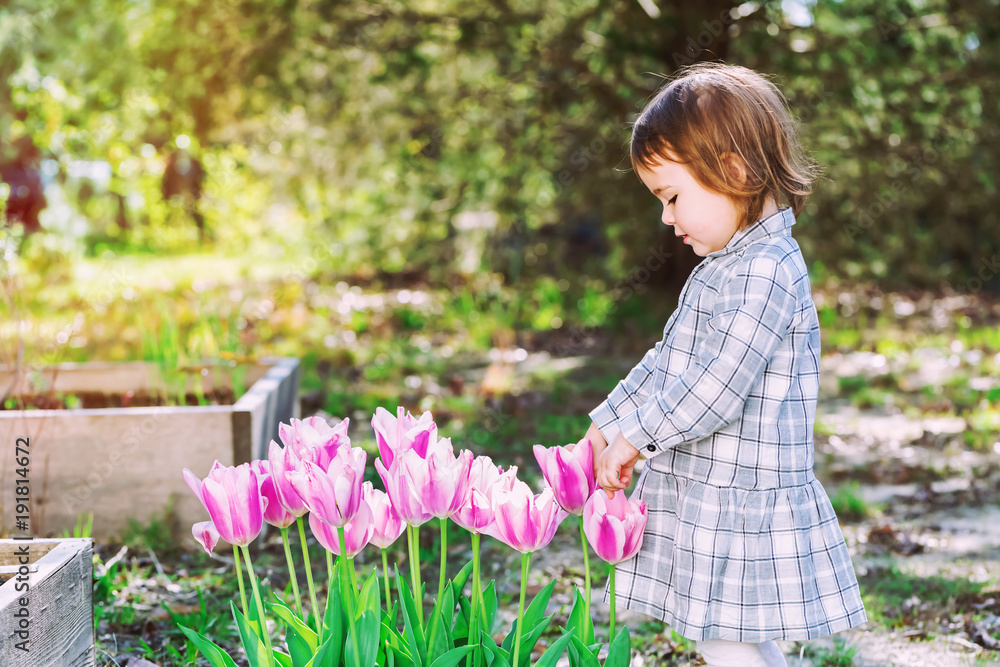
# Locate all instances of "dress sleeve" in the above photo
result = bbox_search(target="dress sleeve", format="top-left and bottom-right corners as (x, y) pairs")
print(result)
(617, 255), (797, 457)
(588, 333), (667, 446)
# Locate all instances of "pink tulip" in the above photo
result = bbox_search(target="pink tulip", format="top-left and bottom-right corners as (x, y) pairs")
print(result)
(533, 439), (596, 515)
(279, 416), (350, 470)
(182, 460), (227, 513)
(375, 455), (434, 526)
(452, 456), (518, 535)
(400, 437), (473, 519)
(372, 406), (437, 468)
(251, 459), (297, 529)
(364, 481), (405, 549)
(287, 447), (366, 527)
(308, 500), (374, 558)
(491, 481), (568, 553)
(192, 520), (220, 556)
(583, 489), (648, 564)
(267, 439), (311, 517)
(182, 463), (267, 547)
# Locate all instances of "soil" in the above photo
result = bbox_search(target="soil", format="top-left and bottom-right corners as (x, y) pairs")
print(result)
(1, 387), (238, 410)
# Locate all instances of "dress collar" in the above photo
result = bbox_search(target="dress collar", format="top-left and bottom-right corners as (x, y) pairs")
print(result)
(705, 206), (796, 259)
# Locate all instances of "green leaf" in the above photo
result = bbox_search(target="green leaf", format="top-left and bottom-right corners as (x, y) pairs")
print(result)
(176, 624), (239, 667)
(269, 601), (319, 667)
(479, 630), (511, 667)
(231, 601), (270, 667)
(500, 580), (555, 654)
(482, 580), (498, 636)
(453, 595), (470, 641)
(448, 560), (474, 602)
(395, 564), (428, 667)
(357, 568), (381, 618)
(521, 580), (556, 634)
(603, 626), (631, 667)
(427, 584), (455, 663)
(244, 577), (265, 640)
(382, 614), (412, 657)
(337, 556), (356, 609)
(385, 629), (416, 667)
(564, 588), (595, 647)
(502, 615), (553, 667)
(533, 631), (575, 667)
(320, 579), (344, 667)
(566, 633), (601, 667)
(273, 650), (294, 667)
(307, 632), (342, 667)
(427, 645), (476, 667)
(346, 610), (380, 667)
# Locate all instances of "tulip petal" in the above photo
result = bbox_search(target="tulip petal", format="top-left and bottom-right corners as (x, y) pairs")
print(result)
(192, 521), (220, 555)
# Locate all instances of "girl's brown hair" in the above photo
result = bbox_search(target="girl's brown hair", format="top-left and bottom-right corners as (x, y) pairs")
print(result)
(630, 63), (819, 232)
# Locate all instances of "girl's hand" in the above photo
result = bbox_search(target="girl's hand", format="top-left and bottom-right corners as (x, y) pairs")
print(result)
(596, 432), (641, 499)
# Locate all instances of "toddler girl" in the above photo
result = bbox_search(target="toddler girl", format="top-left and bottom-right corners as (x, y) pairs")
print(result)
(579, 63), (867, 666)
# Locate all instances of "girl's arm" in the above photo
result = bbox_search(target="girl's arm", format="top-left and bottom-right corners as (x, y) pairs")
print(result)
(617, 254), (799, 458)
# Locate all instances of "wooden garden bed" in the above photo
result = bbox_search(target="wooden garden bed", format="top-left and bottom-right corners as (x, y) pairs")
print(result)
(0, 358), (299, 541)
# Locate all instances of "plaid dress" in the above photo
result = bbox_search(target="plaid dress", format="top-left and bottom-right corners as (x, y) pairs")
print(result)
(589, 207), (867, 643)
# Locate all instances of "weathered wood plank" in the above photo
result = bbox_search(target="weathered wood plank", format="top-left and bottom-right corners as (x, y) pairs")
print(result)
(0, 538), (95, 666)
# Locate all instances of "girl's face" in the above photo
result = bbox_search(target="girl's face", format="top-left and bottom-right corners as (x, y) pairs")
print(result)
(636, 153), (747, 257)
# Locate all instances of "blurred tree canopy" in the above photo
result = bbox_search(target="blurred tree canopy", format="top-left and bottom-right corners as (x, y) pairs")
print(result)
(1, 0), (996, 291)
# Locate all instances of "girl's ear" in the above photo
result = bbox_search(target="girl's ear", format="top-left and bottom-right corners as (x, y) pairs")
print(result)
(721, 152), (748, 186)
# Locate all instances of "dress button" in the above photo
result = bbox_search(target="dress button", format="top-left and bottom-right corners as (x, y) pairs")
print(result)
(646, 445), (656, 452)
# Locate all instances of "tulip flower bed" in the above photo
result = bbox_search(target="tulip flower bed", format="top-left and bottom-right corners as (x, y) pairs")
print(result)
(178, 407), (648, 667)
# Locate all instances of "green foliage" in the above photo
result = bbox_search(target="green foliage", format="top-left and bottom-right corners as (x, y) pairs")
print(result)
(60, 512), (93, 538)
(859, 565), (987, 628)
(828, 481), (874, 522)
(800, 637), (858, 666)
(121, 497), (177, 554)
(5, 0), (995, 290)
(534, 414), (593, 446)
(963, 405), (1000, 451)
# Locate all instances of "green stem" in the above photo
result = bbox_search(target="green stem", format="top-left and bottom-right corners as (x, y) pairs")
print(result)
(338, 526), (363, 667)
(408, 524), (424, 625)
(579, 515), (591, 620)
(327, 551), (335, 603)
(476, 547), (488, 633)
(348, 556), (359, 597)
(511, 551), (531, 667)
(233, 544), (248, 619)
(467, 533), (482, 667)
(297, 518), (321, 636)
(382, 548), (393, 621)
(609, 565), (616, 647)
(438, 517), (448, 606)
(426, 517), (449, 651)
(280, 526), (305, 621)
(323, 550), (334, 644)
(240, 545), (275, 667)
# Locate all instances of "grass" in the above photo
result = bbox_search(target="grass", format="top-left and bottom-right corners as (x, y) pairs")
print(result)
(59, 512), (94, 538)
(798, 637), (859, 666)
(858, 564), (989, 629)
(828, 481), (877, 522)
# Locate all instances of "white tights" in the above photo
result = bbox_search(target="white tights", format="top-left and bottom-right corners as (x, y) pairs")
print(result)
(696, 639), (788, 667)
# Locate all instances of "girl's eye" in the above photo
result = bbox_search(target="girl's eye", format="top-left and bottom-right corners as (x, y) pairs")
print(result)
(667, 195), (677, 205)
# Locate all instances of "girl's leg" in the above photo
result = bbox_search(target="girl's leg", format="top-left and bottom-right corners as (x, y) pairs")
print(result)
(696, 639), (787, 667)
(757, 640), (788, 666)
